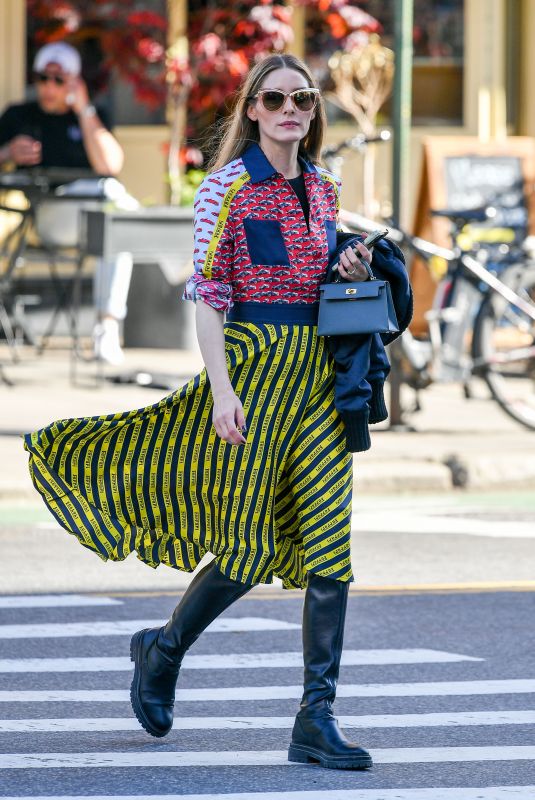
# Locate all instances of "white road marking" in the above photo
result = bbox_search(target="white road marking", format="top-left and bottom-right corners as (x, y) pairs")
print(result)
(36, 522), (66, 530)
(337, 679), (535, 697)
(2, 790), (535, 800)
(1, 746), (535, 769)
(0, 595), (122, 608)
(0, 617), (300, 639)
(0, 690), (133, 702)
(1, 679), (532, 704)
(38, 511), (535, 538)
(0, 648), (482, 673)
(2, 710), (535, 733)
(352, 511), (535, 539)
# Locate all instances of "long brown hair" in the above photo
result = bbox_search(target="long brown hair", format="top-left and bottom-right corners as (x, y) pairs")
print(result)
(207, 53), (326, 173)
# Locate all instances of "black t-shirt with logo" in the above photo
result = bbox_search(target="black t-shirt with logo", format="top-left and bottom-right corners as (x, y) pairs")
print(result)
(0, 101), (110, 169)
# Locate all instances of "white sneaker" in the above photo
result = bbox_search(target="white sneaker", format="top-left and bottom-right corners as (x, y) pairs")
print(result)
(93, 318), (125, 365)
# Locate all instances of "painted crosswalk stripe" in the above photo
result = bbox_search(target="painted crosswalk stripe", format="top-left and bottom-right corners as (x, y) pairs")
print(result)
(1, 746), (535, 768)
(351, 510), (535, 538)
(1, 678), (532, 703)
(0, 595), (122, 608)
(2, 790), (535, 800)
(0, 617), (300, 639)
(2, 710), (535, 733)
(0, 648), (482, 673)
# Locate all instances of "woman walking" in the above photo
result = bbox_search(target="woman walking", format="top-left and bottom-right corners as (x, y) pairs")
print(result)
(23, 53), (410, 770)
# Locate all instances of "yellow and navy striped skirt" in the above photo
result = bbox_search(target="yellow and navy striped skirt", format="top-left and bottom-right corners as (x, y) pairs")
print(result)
(23, 321), (353, 589)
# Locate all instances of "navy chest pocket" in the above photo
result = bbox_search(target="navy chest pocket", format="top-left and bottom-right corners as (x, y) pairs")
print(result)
(324, 219), (337, 256)
(243, 218), (290, 266)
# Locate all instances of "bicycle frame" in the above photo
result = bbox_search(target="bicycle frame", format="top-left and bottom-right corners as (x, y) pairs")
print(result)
(339, 207), (535, 381)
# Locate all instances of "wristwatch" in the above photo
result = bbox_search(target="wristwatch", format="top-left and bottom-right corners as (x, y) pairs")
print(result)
(80, 104), (97, 119)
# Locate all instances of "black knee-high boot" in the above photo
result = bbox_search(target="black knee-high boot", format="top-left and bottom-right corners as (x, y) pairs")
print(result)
(288, 572), (373, 769)
(130, 559), (252, 737)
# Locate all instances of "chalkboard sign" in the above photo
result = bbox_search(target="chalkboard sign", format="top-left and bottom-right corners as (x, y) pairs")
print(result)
(444, 154), (527, 231)
(410, 136), (535, 335)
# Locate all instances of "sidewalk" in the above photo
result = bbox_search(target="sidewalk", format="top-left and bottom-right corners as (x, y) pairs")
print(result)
(1, 343), (534, 499)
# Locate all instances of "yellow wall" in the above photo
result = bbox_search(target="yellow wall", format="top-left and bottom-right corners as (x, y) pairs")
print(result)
(0, 0), (25, 109)
(464, 0), (507, 139)
(114, 126), (169, 205)
(519, 0), (535, 136)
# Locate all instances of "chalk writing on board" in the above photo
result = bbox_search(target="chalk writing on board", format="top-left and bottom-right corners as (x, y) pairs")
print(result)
(444, 155), (527, 229)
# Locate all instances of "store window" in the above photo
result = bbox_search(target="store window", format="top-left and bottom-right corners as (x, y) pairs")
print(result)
(26, 0), (168, 126)
(305, 0), (464, 126)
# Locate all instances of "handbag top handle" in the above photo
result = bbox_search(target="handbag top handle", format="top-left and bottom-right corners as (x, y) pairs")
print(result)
(334, 249), (376, 283)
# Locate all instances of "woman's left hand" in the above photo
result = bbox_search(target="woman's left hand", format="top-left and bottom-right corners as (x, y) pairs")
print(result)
(334, 241), (372, 282)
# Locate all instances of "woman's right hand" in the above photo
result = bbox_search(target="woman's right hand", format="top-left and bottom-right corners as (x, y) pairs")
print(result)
(212, 388), (247, 445)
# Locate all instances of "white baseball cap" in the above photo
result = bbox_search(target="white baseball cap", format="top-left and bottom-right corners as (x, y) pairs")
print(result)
(33, 42), (81, 76)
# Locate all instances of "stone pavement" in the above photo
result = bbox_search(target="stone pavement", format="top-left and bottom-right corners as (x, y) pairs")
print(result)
(1, 343), (534, 500)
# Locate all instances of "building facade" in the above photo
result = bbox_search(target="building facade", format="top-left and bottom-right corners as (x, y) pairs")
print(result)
(0, 0), (533, 226)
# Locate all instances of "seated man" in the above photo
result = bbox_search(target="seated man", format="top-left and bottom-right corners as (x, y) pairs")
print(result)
(0, 41), (134, 364)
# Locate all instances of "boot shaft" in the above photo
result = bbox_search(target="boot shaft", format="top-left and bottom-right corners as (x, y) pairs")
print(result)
(158, 560), (253, 660)
(300, 572), (349, 710)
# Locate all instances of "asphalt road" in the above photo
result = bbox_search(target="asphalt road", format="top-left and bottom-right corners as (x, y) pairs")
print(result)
(1, 490), (535, 593)
(0, 490), (534, 798)
(0, 584), (534, 798)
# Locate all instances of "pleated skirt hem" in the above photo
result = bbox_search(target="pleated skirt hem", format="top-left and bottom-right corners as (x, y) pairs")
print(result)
(25, 443), (310, 590)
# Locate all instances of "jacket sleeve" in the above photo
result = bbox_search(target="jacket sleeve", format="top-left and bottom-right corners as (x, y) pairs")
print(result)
(325, 232), (396, 448)
(367, 334), (390, 424)
(327, 334), (373, 452)
(370, 239), (413, 345)
(183, 175), (235, 312)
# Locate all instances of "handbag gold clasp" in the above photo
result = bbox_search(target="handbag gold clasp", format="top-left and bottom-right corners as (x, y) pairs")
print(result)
(345, 287), (357, 295)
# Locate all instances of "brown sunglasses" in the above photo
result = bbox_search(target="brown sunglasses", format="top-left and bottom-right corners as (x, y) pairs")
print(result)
(249, 88), (320, 113)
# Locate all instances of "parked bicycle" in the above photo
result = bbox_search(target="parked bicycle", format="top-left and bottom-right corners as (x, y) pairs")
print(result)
(339, 205), (535, 431)
(322, 133), (535, 431)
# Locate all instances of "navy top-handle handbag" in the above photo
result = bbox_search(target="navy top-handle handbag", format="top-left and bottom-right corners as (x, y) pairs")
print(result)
(318, 233), (399, 337)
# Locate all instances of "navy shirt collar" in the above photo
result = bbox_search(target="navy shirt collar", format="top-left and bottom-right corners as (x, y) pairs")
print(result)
(242, 142), (317, 183)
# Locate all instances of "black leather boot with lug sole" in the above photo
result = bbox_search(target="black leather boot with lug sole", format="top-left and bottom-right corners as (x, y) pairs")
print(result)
(288, 571), (373, 770)
(130, 560), (252, 737)
(129, 626), (178, 737)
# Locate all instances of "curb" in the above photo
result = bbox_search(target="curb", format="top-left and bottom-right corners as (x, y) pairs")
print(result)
(446, 453), (535, 491)
(2, 442), (535, 501)
(5, 461), (535, 502)
(356, 458), (452, 493)
(355, 454), (535, 494)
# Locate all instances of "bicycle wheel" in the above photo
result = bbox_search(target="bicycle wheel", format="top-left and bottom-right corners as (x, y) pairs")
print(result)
(472, 262), (535, 430)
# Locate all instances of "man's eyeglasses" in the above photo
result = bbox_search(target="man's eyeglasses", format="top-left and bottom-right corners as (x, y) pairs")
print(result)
(35, 72), (66, 86)
(249, 88), (319, 113)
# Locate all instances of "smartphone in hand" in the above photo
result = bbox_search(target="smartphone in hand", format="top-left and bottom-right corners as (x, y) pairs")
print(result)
(363, 228), (389, 248)
(331, 227), (389, 275)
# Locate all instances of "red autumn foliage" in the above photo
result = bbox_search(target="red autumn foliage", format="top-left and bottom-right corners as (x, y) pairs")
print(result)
(27, 0), (380, 164)
(27, 0), (168, 108)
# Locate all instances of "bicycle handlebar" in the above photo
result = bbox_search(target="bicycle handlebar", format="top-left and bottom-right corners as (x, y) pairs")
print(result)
(322, 130), (391, 160)
(339, 208), (454, 261)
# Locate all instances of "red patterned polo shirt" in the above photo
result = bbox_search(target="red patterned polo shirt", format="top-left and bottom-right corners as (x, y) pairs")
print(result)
(184, 142), (342, 311)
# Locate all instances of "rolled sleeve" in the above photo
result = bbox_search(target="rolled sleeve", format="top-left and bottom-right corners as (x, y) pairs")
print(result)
(183, 273), (233, 312)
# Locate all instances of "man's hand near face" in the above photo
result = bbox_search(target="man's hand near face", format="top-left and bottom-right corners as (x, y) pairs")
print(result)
(66, 76), (91, 116)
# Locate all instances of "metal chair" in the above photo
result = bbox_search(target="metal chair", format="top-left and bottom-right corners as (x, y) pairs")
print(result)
(0, 172), (99, 384)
